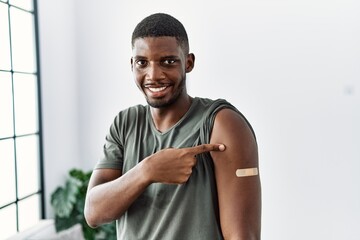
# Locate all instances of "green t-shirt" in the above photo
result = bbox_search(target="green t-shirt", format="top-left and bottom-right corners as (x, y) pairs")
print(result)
(96, 97), (244, 240)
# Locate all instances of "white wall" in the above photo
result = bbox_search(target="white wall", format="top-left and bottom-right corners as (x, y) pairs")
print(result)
(37, 0), (81, 218)
(38, 0), (360, 239)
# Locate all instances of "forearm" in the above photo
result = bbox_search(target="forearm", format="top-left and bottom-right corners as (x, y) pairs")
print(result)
(84, 144), (225, 227)
(85, 162), (150, 227)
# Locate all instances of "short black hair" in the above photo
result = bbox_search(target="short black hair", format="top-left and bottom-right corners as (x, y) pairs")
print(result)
(131, 13), (189, 54)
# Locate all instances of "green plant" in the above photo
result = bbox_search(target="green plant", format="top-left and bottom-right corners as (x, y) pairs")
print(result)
(51, 169), (116, 240)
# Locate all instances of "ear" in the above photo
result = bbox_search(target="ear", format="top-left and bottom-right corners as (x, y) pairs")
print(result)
(185, 53), (195, 73)
(130, 57), (134, 71)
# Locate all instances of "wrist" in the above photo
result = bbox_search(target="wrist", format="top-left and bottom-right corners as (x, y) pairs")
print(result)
(139, 156), (154, 185)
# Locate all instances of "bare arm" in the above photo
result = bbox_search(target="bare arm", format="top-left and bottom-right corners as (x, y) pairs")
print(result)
(210, 109), (261, 240)
(84, 165), (150, 228)
(84, 143), (225, 228)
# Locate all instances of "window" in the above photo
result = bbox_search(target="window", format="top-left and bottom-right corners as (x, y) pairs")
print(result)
(0, 0), (44, 238)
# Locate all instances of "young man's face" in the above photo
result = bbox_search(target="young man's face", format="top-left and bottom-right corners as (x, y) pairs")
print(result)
(131, 36), (194, 108)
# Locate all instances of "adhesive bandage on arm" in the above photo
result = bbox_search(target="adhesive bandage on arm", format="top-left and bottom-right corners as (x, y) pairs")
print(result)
(236, 167), (258, 177)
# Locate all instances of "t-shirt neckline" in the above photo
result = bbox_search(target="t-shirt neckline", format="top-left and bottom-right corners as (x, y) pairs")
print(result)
(147, 97), (199, 136)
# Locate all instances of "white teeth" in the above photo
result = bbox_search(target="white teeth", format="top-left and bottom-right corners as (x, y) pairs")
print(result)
(148, 86), (167, 92)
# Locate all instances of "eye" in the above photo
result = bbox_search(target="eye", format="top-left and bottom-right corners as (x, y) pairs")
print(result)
(135, 59), (148, 67)
(163, 59), (177, 65)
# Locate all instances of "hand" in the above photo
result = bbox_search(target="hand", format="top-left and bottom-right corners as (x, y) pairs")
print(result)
(142, 144), (225, 184)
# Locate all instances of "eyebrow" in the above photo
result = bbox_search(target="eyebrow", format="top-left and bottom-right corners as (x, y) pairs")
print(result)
(132, 55), (180, 60)
(132, 55), (147, 59)
(161, 55), (180, 59)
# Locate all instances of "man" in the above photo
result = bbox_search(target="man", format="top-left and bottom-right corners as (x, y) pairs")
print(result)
(85, 13), (261, 240)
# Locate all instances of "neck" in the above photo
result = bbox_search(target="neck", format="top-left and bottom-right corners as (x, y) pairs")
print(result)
(150, 95), (193, 133)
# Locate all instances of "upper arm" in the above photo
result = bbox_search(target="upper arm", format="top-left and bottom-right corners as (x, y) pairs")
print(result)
(210, 108), (261, 240)
(84, 168), (122, 226)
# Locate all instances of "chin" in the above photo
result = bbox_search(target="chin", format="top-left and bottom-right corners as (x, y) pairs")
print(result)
(146, 93), (184, 108)
(147, 99), (173, 108)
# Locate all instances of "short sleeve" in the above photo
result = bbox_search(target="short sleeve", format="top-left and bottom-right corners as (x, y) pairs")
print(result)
(199, 99), (256, 144)
(95, 114), (124, 170)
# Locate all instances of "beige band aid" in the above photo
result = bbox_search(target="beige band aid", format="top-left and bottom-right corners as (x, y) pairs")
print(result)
(236, 168), (258, 177)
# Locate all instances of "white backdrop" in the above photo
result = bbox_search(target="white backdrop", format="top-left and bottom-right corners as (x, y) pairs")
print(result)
(38, 0), (360, 239)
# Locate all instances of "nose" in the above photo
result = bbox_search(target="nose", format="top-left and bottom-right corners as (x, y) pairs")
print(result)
(146, 63), (165, 81)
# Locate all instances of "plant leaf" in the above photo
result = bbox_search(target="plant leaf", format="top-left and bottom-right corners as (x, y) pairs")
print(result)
(51, 169), (116, 239)
(51, 177), (81, 218)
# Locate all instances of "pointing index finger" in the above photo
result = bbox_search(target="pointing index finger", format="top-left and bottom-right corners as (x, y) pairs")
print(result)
(189, 144), (226, 155)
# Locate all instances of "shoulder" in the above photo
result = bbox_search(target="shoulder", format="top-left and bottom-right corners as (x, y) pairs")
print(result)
(195, 97), (240, 121)
(210, 106), (258, 166)
(208, 98), (256, 141)
(214, 108), (256, 141)
(195, 97), (230, 109)
(196, 97), (244, 120)
(117, 104), (147, 118)
(109, 104), (148, 136)
(195, 97), (256, 140)
(112, 104), (148, 124)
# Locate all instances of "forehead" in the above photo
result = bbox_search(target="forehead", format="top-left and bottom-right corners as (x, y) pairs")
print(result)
(132, 37), (183, 57)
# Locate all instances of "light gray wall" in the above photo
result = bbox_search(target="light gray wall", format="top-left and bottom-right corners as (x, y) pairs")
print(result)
(37, 0), (81, 223)
(38, 0), (360, 239)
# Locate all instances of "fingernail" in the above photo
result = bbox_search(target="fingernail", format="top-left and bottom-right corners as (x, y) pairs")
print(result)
(219, 144), (225, 151)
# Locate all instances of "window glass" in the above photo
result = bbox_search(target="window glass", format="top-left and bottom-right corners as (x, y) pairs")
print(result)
(0, 0), (43, 234)
(0, 72), (14, 137)
(0, 139), (16, 206)
(18, 194), (40, 231)
(9, 0), (32, 11)
(0, 204), (17, 239)
(10, 6), (36, 72)
(0, 3), (11, 70)
(16, 135), (40, 198)
(13, 73), (38, 135)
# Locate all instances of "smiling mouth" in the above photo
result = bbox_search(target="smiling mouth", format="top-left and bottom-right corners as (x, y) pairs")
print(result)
(148, 86), (167, 92)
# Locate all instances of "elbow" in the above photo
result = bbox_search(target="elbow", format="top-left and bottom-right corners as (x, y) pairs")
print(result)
(84, 195), (115, 228)
(84, 206), (99, 228)
(84, 196), (101, 228)
(85, 216), (98, 229)
(86, 220), (98, 229)
(85, 209), (116, 229)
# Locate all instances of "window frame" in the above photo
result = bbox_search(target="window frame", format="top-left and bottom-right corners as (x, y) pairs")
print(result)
(0, 0), (45, 235)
